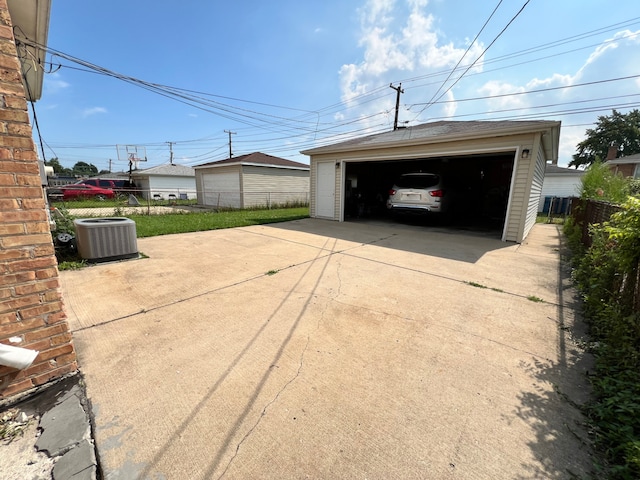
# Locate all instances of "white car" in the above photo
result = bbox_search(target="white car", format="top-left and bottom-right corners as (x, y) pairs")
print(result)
(387, 173), (449, 215)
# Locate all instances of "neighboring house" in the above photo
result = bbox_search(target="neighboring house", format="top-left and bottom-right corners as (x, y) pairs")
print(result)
(606, 153), (640, 178)
(302, 120), (561, 243)
(538, 164), (584, 213)
(194, 152), (310, 209)
(1, 0), (78, 399)
(130, 163), (196, 200)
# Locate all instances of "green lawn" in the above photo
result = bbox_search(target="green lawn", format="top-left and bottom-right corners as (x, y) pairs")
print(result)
(127, 207), (310, 237)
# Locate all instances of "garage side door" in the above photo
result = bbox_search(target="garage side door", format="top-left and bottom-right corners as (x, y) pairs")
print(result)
(316, 161), (335, 218)
(202, 172), (241, 208)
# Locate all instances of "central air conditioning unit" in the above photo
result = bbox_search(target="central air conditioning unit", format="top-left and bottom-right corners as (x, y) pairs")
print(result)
(74, 218), (138, 262)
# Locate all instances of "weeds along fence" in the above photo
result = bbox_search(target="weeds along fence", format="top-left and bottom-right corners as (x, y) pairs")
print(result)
(570, 197), (622, 247)
(47, 187), (309, 218)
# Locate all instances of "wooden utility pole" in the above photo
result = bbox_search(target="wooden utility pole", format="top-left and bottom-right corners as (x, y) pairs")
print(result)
(166, 141), (175, 165)
(389, 83), (404, 130)
(224, 130), (236, 158)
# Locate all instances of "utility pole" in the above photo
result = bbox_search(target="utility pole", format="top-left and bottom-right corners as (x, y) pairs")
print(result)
(108, 159), (112, 173)
(224, 130), (236, 158)
(166, 141), (175, 165)
(389, 83), (404, 130)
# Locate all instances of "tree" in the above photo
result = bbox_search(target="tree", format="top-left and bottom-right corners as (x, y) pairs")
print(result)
(72, 161), (98, 177)
(45, 158), (72, 176)
(569, 109), (640, 169)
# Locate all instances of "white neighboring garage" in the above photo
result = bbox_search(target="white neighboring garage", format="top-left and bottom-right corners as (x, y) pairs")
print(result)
(302, 120), (561, 243)
(194, 152), (310, 209)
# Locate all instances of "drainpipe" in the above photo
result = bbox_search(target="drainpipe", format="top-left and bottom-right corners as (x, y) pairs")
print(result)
(0, 342), (38, 370)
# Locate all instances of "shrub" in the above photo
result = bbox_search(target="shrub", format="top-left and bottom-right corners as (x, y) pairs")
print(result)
(571, 196), (640, 478)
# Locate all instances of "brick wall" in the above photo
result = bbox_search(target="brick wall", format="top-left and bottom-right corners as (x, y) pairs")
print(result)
(0, 0), (77, 399)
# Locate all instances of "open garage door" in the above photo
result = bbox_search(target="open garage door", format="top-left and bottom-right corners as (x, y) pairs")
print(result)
(342, 153), (515, 235)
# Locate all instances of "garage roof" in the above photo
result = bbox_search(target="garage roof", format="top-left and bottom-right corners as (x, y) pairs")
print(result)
(194, 152), (309, 170)
(302, 120), (561, 162)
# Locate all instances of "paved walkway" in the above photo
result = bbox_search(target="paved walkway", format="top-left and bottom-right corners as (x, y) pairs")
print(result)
(60, 220), (594, 479)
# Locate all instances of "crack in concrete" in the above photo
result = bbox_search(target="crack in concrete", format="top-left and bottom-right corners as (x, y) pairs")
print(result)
(217, 335), (312, 479)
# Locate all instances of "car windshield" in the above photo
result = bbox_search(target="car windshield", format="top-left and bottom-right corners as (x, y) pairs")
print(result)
(395, 174), (439, 189)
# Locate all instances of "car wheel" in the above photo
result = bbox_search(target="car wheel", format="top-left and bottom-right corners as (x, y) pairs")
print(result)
(96, 194), (106, 201)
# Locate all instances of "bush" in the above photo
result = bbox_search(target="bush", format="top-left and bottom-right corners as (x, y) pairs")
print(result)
(571, 196), (640, 478)
(579, 161), (629, 203)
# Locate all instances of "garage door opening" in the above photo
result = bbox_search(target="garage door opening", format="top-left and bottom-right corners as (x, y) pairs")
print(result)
(343, 153), (515, 233)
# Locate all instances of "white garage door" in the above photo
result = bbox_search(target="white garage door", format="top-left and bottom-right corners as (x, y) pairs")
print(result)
(316, 162), (335, 218)
(202, 172), (241, 208)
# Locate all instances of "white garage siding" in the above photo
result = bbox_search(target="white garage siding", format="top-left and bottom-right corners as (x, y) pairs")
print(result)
(522, 137), (546, 242)
(242, 166), (309, 208)
(200, 167), (241, 208)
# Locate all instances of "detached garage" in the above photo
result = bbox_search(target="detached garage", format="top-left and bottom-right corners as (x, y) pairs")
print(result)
(194, 152), (310, 209)
(301, 120), (561, 243)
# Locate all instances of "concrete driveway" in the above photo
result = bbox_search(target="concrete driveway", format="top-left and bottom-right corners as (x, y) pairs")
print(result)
(60, 219), (594, 479)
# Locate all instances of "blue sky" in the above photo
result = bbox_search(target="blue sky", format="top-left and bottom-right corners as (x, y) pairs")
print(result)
(33, 0), (640, 171)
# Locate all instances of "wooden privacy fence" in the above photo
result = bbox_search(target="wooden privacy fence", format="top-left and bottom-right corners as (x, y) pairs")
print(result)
(570, 198), (622, 247)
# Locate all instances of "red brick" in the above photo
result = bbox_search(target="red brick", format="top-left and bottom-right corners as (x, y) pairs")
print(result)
(0, 135), (34, 149)
(0, 52), (19, 70)
(0, 247), (29, 261)
(0, 171), (12, 184)
(0, 222), (23, 234)
(4, 95), (26, 110)
(50, 332), (73, 346)
(0, 198), (18, 209)
(0, 210), (47, 222)
(8, 256), (57, 273)
(0, 107), (27, 122)
(14, 279), (58, 296)
(21, 198), (47, 209)
(15, 173), (41, 186)
(19, 301), (62, 319)
(0, 377), (33, 398)
(34, 267), (59, 280)
(12, 150), (37, 161)
(0, 317), (45, 336)
(14, 359), (57, 380)
(1, 233), (51, 247)
(25, 222), (51, 234)
(0, 160), (36, 172)
(20, 338), (52, 353)
(0, 293), (40, 313)
(0, 311), (16, 324)
(0, 24), (14, 42)
(0, 186), (43, 199)
(33, 244), (55, 257)
(7, 123), (31, 137)
(0, 287), (10, 299)
(32, 344), (74, 366)
(45, 311), (67, 325)
(32, 362), (77, 387)
(0, 271), (36, 286)
(22, 323), (67, 343)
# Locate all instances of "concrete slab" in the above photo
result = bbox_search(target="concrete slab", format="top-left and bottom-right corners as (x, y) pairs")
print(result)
(52, 440), (97, 480)
(36, 393), (90, 457)
(60, 220), (594, 479)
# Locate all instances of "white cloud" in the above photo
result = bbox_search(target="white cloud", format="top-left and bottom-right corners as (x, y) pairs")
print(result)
(82, 107), (107, 117)
(338, 0), (485, 127)
(44, 73), (70, 94)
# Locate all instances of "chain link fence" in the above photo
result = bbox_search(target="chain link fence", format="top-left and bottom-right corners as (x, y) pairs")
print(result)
(47, 187), (309, 218)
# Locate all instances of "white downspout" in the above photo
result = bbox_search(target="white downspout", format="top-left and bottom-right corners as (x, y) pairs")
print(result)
(0, 342), (38, 370)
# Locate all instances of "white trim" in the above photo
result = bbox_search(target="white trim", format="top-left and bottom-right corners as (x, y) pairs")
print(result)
(334, 145), (518, 163)
(501, 149), (520, 242)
